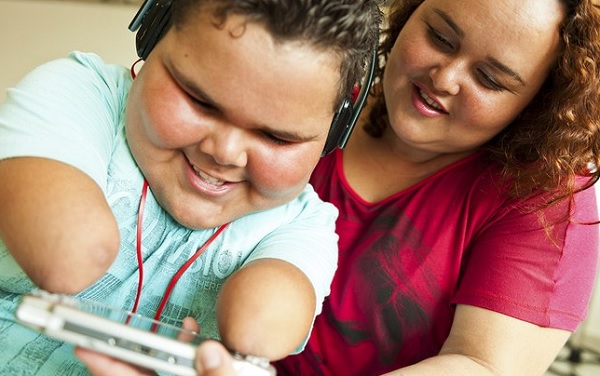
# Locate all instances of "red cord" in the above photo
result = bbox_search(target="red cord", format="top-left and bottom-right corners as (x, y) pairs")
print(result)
(130, 179), (149, 316)
(130, 58), (142, 79)
(151, 221), (230, 331)
(131, 180), (230, 331)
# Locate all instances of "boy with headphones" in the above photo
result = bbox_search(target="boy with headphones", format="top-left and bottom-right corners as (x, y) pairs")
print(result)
(0, 0), (380, 374)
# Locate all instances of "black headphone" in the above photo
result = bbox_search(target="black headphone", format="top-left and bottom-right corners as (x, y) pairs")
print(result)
(129, 0), (378, 157)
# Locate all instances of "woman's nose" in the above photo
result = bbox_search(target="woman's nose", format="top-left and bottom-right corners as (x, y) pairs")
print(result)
(429, 59), (463, 96)
(198, 125), (248, 167)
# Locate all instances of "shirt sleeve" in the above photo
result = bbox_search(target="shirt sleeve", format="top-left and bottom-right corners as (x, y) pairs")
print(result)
(228, 184), (339, 353)
(0, 51), (131, 190)
(244, 184), (340, 317)
(453, 183), (599, 331)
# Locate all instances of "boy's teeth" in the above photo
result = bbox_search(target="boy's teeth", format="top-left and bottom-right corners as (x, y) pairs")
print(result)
(194, 167), (225, 186)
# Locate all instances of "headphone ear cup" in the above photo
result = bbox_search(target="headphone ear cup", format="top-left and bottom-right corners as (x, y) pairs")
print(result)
(131, 0), (173, 60)
(321, 34), (378, 157)
(322, 98), (354, 157)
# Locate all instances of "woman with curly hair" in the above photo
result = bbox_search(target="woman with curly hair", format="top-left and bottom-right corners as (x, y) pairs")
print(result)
(273, 0), (600, 375)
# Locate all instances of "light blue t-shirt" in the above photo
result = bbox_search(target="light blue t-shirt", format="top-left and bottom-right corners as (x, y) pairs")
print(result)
(0, 52), (339, 375)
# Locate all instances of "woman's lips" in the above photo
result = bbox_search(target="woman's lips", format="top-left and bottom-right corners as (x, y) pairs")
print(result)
(411, 84), (448, 117)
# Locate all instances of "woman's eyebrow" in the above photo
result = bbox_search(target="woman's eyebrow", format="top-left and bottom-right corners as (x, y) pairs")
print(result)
(487, 56), (526, 86)
(433, 8), (464, 39)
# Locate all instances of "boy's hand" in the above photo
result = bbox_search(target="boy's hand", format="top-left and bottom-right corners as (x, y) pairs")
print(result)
(76, 340), (238, 376)
(75, 347), (157, 376)
(195, 340), (239, 376)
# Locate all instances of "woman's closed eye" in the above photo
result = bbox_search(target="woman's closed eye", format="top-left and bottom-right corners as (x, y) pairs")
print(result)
(426, 24), (455, 52)
(423, 21), (510, 93)
(476, 69), (507, 91)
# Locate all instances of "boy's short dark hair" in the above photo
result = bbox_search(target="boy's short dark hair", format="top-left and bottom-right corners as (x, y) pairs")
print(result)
(171, 0), (383, 107)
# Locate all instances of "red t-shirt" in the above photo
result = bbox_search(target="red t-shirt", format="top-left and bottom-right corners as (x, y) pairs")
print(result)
(275, 150), (599, 376)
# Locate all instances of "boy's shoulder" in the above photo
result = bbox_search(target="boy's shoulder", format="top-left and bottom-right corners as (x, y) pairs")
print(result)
(232, 183), (338, 231)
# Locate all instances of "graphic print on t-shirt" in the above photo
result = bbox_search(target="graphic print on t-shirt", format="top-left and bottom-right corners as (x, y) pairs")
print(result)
(328, 208), (445, 367)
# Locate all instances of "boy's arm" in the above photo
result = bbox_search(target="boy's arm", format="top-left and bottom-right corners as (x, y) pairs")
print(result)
(0, 157), (120, 294)
(216, 258), (316, 360)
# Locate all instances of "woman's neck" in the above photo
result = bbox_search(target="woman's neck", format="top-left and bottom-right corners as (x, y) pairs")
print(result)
(342, 126), (476, 202)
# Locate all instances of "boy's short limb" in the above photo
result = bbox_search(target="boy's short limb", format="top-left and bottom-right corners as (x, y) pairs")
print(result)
(0, 157), (120, 293)
(216, 258), (315, 360)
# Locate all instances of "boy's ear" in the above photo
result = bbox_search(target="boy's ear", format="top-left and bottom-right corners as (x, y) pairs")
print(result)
(128, 0), (173, 60)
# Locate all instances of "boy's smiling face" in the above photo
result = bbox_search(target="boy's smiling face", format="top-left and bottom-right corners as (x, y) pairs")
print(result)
(125, 13), (340, 229)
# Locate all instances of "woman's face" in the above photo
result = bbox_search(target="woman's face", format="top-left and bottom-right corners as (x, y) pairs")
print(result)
(382, 0), (564, 159)
(126, 13), (339, 229)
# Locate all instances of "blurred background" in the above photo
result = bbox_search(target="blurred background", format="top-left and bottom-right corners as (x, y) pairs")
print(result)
(0, 0), (140, 102)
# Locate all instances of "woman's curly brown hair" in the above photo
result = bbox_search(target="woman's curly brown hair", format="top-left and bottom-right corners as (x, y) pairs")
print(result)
(367, 0), (600, 206)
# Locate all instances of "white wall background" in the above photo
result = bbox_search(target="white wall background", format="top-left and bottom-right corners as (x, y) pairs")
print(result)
(1, 0), (600, 356)
(0, 0), (138, 103)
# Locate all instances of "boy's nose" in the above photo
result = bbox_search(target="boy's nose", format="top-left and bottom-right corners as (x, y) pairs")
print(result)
(198, 126), (248, 167)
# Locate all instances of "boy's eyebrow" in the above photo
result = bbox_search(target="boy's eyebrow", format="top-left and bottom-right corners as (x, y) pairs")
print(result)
(171, 65), (220, 110)
(171, 66), (322, 143)
(433, 8), (525, 86)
